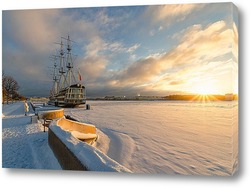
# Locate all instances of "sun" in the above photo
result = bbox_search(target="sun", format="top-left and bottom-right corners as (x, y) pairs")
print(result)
(193, 87), (213, 95)
(191, 82), (218, 95)
(188, 81), (221, 102)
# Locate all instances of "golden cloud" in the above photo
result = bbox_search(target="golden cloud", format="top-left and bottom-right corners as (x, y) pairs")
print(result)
(113, 20), (238, 93)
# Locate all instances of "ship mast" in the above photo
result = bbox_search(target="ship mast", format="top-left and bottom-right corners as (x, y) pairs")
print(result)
(49, 54), (59, 95)
(53, 58), (59, 94)
(49, 35), (86, 106)
(52, 35), (79, 93)
(58, 39), (67, 89)
(64, 35), (77, 86)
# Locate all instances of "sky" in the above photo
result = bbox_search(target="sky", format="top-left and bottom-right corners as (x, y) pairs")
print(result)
(2, 2), (238, 97)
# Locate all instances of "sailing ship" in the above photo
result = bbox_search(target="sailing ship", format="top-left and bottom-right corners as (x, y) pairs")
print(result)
(48, 35), (86, 107)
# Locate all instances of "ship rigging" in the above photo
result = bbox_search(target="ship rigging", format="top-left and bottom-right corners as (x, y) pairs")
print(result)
(49, 35), (86, 107)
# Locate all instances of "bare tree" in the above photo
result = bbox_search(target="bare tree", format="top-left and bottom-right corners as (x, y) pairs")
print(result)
(2, 75), (20, 104)
(2, 71), (6, 104)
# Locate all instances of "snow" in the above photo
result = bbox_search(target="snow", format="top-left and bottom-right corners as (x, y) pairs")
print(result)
(49, 123), (131, 172)
(2, 102), (61, 170)
(2, 100), (238, 176)
(71, 131), (97, 140)
(65, 100), (238, 175)
(2, 101), (131, 172)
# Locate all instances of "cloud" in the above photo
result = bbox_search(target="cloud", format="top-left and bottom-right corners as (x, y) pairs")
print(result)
(101, 42), (140, 54)
(169, 80), (185, 85)
(112, 57), (165, 87)
(144, 4), (204, 27)
(2, 5), (238, 97)
(110, 20), (238, 94)
(3, 9), (61, 53)
(232, 22), (238, 61)
(78, 56), (108, 83)
(127, 44), (140, 53)
(2, 8), (107, 96)
(84, 36), (105, 57)
(77, 36), (141, 84)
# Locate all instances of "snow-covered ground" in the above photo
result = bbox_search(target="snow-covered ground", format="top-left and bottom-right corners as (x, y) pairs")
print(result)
(2, 102), (61, 170)
(2, 100), (238, 175)
(65, 100), (238, 175)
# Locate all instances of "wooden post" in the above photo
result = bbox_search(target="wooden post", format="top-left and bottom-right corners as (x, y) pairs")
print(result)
(44, 118), (46, 132)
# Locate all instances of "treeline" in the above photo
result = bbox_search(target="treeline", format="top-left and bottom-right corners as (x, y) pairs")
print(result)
(91, 94), (238, 101)
(2, 72), (26, 104)
(165, 94), (238, 101)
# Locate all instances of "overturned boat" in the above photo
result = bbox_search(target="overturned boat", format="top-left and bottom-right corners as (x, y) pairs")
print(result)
(49, 35), (86, 107)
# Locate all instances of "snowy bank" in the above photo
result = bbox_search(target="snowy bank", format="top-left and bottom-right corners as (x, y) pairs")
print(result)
(37, 108), (64, 120)
(49, 123), (132, 173)
(30, 101), (61, 114)
(2, 102), (61, 169)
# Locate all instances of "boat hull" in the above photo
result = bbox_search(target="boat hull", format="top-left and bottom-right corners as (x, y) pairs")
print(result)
(49, 84), (86, 107)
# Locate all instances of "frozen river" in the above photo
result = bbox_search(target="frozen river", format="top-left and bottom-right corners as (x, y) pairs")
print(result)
(64, 100), (238, 175)
(2, 100), (238, 175)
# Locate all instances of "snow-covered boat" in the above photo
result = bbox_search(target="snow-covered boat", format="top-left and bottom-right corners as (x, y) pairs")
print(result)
(48, 35), (86, 107)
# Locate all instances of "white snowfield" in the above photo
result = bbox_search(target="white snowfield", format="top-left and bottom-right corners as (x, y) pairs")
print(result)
(65, 100), (238, 176)
(50, 124), (131, 172)
(2, 102), (131, 172)
(2, 102), (61, 169)
(2, 100), (238, 175)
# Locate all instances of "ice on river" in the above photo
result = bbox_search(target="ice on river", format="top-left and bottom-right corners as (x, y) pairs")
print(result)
(2, 100), (238, 175)
(65, 100), (238, 175)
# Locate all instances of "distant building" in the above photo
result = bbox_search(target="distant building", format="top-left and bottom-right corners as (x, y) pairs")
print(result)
(225, 93), (234, 101)
(104, 96), (115, 100)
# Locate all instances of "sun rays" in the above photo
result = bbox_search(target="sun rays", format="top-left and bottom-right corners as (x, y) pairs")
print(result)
(190, 94), (220, 102)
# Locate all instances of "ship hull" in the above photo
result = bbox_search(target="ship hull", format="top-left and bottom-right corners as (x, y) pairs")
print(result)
(49, 84), (86, 107)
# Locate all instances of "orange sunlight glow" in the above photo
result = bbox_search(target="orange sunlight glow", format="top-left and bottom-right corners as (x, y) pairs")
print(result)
(191, 81), (219, 95)
(190, 94), (219, 102)
(188, 80), (224, 102)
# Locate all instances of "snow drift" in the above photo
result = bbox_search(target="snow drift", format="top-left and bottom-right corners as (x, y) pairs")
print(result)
(49, 122), (132, 173)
